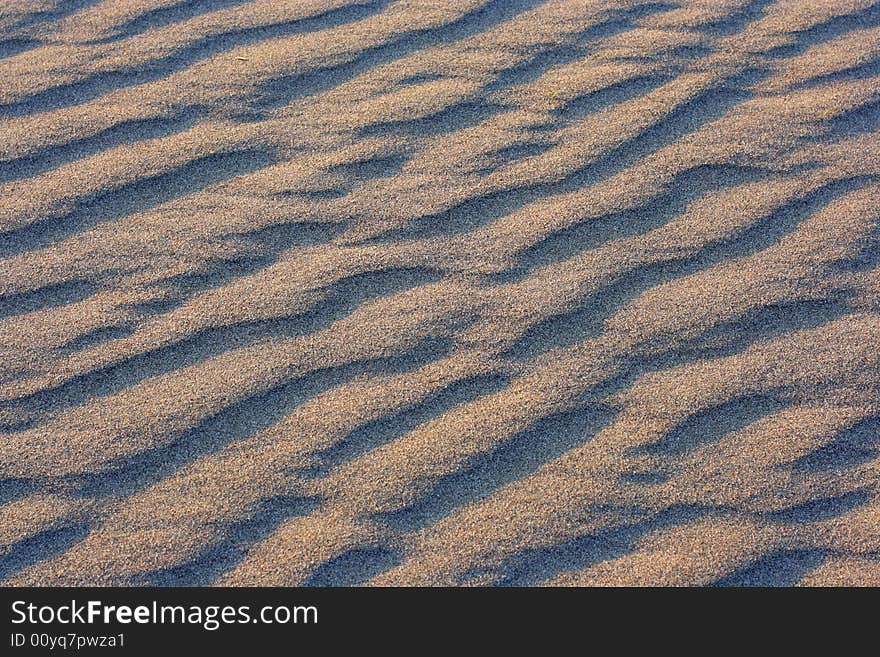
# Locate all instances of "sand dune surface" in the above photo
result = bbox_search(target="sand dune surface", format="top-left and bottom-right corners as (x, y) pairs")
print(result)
(1, 0), (879, 586)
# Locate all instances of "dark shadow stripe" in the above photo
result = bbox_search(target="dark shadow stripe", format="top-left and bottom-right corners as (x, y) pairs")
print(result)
(0, 524), (90, 580)
(303, 547), (401, 586)
(0, 1), (393, 117)
(139, 495), (322, 586)
(0, 149), (274, 258)
(65, 335), (455, 499)
(3, 267), (442, 421)
(712, 549), (828, 586)
(306, 374), (510, 477)
(378, 404), (614, 533)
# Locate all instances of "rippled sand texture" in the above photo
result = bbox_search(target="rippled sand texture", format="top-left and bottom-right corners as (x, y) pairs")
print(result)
(1, 0), (879, 586)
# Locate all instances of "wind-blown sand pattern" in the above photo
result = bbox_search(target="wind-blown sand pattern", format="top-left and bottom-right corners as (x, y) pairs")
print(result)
(1, 0), (879, 587)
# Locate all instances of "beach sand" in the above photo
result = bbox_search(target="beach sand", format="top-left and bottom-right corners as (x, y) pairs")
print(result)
(1, 0), (879, 586)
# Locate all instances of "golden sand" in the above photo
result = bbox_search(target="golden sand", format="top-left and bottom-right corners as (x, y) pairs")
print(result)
(1, 0), (879, 586)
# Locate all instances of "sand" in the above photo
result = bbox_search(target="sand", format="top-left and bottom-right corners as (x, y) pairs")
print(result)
(0, 0), (878, 586)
